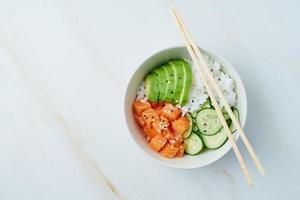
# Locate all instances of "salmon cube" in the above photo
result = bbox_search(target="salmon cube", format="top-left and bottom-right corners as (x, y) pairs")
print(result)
(162, 103), (181, 121)
(150, 102), (162, 108)
(160, 143), (179, 158)
(154, 105), (164, 116)
(172, 116), (190, 134)
(142, 109), (159, 126)
(133, 100), (151, 115)
(152, 115), (170, 133)
(175, 143), (185, 157)
(143, 125), (159, 139)
(149, 134), (167, 152)
(134, 114), (145, 127)
(169, 133), (183, 146)
(162, 128), (174, 140)
(160, 116), (169, 127)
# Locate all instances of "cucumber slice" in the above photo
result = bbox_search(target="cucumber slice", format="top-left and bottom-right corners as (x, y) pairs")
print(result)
(196, 108), (223, 136)
(183, 114), (193, 139)
(230, 108), (240, 133)
(202, 127), (228, 149)
(192, 117), (197, 124)
(192, 123), (199, 132)
(201, 99), (211, 109)
(184, 133), (203, 155)
(202, 107), (240, 149)
(223, 112), (230, 120)
(191, 111), (198, 118)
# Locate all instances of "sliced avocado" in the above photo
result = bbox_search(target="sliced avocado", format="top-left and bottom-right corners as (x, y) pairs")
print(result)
(145, 72), (159, 102)
(169, 60), (184, 105)
(163, 64), (176, 102)
(153, 67), (168, 102)
(179, 60), (192, 105)
(170, 62), (178, 104)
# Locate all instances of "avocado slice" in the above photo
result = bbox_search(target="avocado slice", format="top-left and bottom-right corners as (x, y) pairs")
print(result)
(163, 64), (176, 102)
(179, 60), (192, 105)
(145, 72), (160, 102)
(169, 60), (184, 105)
(153, 67), (168, 102)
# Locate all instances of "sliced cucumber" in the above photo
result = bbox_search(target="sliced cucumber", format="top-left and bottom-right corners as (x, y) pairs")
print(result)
(192, 117), (197, 124)
(202, 107), (240, 149)
(202, 127), (228, 149)
(192, 123), (199, 132)
(221, 107), (227, 114)
(184, 133), (203, 155)
(223, 112), (230, 120)
(201, 99), (211, 109)
(222, 107), (237, 126)
(191, 111), (198, 118)
(194, 130), (201, 137)
(196, 108), (223, 136)
(183, 114), (193, 139)
(230, 108), (240, 133)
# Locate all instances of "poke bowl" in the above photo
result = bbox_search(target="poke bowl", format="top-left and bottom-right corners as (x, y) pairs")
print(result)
(124, 46), (247, 169)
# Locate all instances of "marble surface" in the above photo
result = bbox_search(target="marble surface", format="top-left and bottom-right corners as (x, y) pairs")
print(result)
(0, 0), (299, 199)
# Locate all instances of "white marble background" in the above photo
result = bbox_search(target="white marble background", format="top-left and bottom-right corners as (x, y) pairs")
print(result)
(0, 0), (299, 199)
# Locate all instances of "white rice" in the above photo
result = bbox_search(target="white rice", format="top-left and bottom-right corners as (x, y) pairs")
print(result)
(136, 55), (237, 114)
(136, 82), (148, 102)
(180, 55), (237, 114)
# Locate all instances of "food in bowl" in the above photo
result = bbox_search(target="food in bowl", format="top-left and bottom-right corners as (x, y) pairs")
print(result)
(132, 55), (240, 159)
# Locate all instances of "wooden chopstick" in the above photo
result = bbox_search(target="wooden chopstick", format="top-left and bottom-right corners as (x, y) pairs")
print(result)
(170, 7), (254, 186)
(171, 6), (266, 176)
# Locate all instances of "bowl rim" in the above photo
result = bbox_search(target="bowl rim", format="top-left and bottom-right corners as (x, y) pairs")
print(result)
(124, 46), (247, 169)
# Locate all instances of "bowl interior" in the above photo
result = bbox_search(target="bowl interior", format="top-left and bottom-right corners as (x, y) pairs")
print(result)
(124, 47), (247, 169)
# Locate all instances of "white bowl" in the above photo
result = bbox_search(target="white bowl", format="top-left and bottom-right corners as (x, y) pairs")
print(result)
(124, 46), (247, 169)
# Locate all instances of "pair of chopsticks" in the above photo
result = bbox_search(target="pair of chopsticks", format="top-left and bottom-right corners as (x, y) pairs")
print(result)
(170, 6), (266, 187)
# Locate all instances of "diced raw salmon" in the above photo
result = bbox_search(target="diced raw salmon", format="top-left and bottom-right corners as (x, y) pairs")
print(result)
(175, 143), (185, 157)
(154, 105), (164, 116)
(150, 102), (162, 108)
(171, 116), (190, 134)
(142, 108), (159, 126)
(162, 128), (174, 140)
(143, 125), (159, 139)
(149, 134), (167, 152)
(134, 114), (145, 127)
(160, 143), (179, 158)
(169, 133), (183, 146)
(162, 103), (181, 121)
(160, 115), (169, 127)
(133, 100), (151, 115)
(152, 115), (170, 133)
